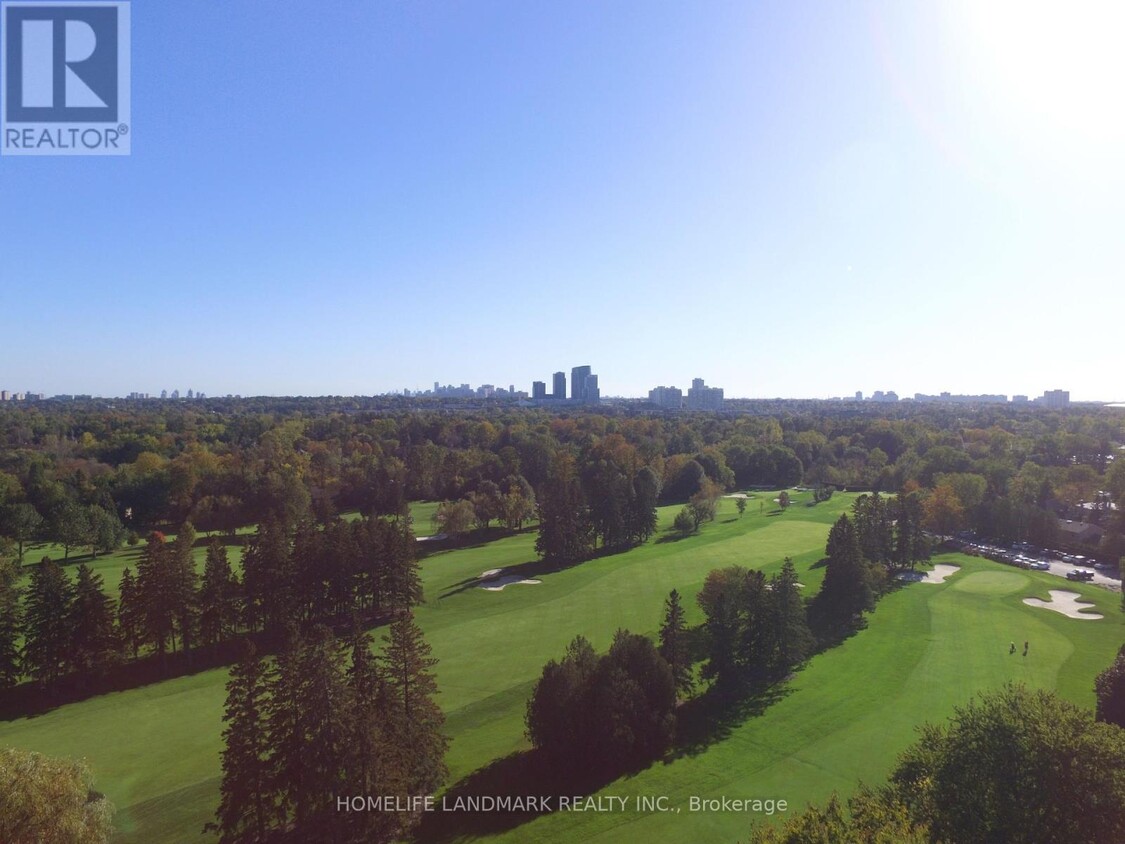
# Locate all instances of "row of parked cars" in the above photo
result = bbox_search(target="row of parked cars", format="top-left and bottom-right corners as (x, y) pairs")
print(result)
(948, 534), (1117, 582)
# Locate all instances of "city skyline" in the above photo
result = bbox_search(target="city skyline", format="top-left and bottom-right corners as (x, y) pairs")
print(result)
(0, 381), (1105, 406)
(2, 4), (1123, 401)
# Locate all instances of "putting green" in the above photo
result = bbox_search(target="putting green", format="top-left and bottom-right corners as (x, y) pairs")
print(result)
(951, 570), (1029, 596)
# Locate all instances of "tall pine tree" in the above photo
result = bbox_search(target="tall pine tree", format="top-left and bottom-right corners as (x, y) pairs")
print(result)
(68, 563), (119, 677)
(659, 589), (693, 697)
(770, 557), (814, 672)
(137, 532), (175, 657)
(116, 567), (144, 659)
(0, 558), (22, 689)
(381, 610), (449, 797)
(811, 515), (874, 639)
(169, 522), (199, 658)
(198, 540), (240, 646)
(212, 642), (274, 844)
(22, 557), (75, 686)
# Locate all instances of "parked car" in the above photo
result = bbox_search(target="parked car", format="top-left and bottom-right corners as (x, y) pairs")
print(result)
(1028, 560), (1050, 571)
(1066, 569), (1095, 582)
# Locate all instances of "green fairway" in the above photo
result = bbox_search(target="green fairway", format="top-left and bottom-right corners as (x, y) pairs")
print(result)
(1, 492), (1121, 844)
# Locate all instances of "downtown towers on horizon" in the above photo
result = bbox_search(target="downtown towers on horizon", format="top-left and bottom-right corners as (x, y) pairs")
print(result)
(532, 365), (601, 405)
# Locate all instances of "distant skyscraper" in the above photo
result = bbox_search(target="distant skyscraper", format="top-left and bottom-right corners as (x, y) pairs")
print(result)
(686, 378), (724, 410)
(532, 381), (547, 400)
(648, 386), (683, 409)
(552, 371), (566, 399)
(1043, 389), (1070, 409)
(171, 389), (180, 399)
(160, 389), (168, 399)
(583, 373), (600, 404)
(571, 365), (592, 401)
(855, 391), (863, 401)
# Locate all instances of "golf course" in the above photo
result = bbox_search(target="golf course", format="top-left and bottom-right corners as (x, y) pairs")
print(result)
(1, 490), (1122, 843)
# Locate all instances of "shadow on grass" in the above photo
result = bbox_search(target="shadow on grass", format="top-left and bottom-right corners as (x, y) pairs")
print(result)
(437, 554), (585, 599)
(671, 681), (796, 760)
(415, 750), (620, 843)
(0, 610), (392, 721)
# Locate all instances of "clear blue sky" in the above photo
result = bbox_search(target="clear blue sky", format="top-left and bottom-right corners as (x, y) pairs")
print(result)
(2, 1), (1122, 400)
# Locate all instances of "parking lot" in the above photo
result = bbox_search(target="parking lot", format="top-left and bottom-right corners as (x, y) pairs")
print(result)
(947, 536), (1122, 592)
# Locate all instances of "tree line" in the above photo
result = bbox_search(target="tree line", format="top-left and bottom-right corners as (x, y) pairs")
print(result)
(0, 514), (420, 697)
(5, 401), (1120, 570)
(211, 615), (446, 844)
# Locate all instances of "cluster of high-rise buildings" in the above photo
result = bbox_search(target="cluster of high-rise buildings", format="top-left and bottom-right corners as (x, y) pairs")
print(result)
(648, 378), (725, 410)
(125, 389), (207, 400)
(0, 391), (45, 402)
(851, 389), (1071, 408)
(531, 365), (601, 405)
(406, 383), (528, 400)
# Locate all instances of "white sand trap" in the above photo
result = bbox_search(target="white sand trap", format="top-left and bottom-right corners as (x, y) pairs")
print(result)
(479, 568), (503, 579)
(479, 575), (542, 591)
(417, 533), (448, 542)
(723, 493), (752, 499)
(898, 564), (960, 584)
(1022, 590), (1103, 620)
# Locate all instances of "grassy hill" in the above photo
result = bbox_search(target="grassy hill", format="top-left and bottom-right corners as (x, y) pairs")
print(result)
(1, 491), (1121, 843)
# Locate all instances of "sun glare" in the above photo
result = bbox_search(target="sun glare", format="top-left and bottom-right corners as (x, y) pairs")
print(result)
(952, 1), (1125, 146)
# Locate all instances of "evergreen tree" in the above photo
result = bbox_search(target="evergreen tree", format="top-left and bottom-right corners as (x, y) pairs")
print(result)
(346, 627), (407, 843)
(811, 515), (875, 639)
(240, 519), (295, 635)
(735, 569), (776, 685)
(22, 557), (75, 685)
(68, 563), (119, 676)
(212, 642), (274, 844)
(381, 610), (449, 796)
(0, 559), (22, 689)
(893, 492), (929, 570)
(198, 540), (240, 646)
(659, 589), (694, 697)
(137, 532), (175, 657)
(382, 519), (422, 613)
(853, 493), (893, 566)
(169, 522), (199, 657)
(699, 575), (743, 692)
(116, 567), (144, 659)
(272, 626), (353, 839)
(627, 466), (661, 544)
(535, 453), (594, 563)
(771, 557), (814, 671)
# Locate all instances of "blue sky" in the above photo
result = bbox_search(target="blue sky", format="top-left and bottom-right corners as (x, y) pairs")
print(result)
(2, 1), (1122, 400)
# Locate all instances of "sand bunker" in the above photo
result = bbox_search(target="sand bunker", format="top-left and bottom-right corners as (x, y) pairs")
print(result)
(479, 568), (503, 579)
(479, 575), (542, 591)
(723, 493), (753, 499)
(898, 564), (960, 584)
(1022, 590), (1103, 620)
(417, 533), (447, 542)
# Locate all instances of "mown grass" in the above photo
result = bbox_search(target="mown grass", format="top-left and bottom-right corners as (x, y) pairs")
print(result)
(0, 491), (1120, 844)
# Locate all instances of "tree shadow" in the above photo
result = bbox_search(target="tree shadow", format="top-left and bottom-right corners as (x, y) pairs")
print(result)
(671, 681), (795, 759)
(414, 750), (621, 843)
(437, 555), (583, 599)
(655, 532), (694, 544)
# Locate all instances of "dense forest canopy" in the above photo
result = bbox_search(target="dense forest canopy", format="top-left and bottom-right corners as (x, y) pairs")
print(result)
(1, 399), (1122, 561)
